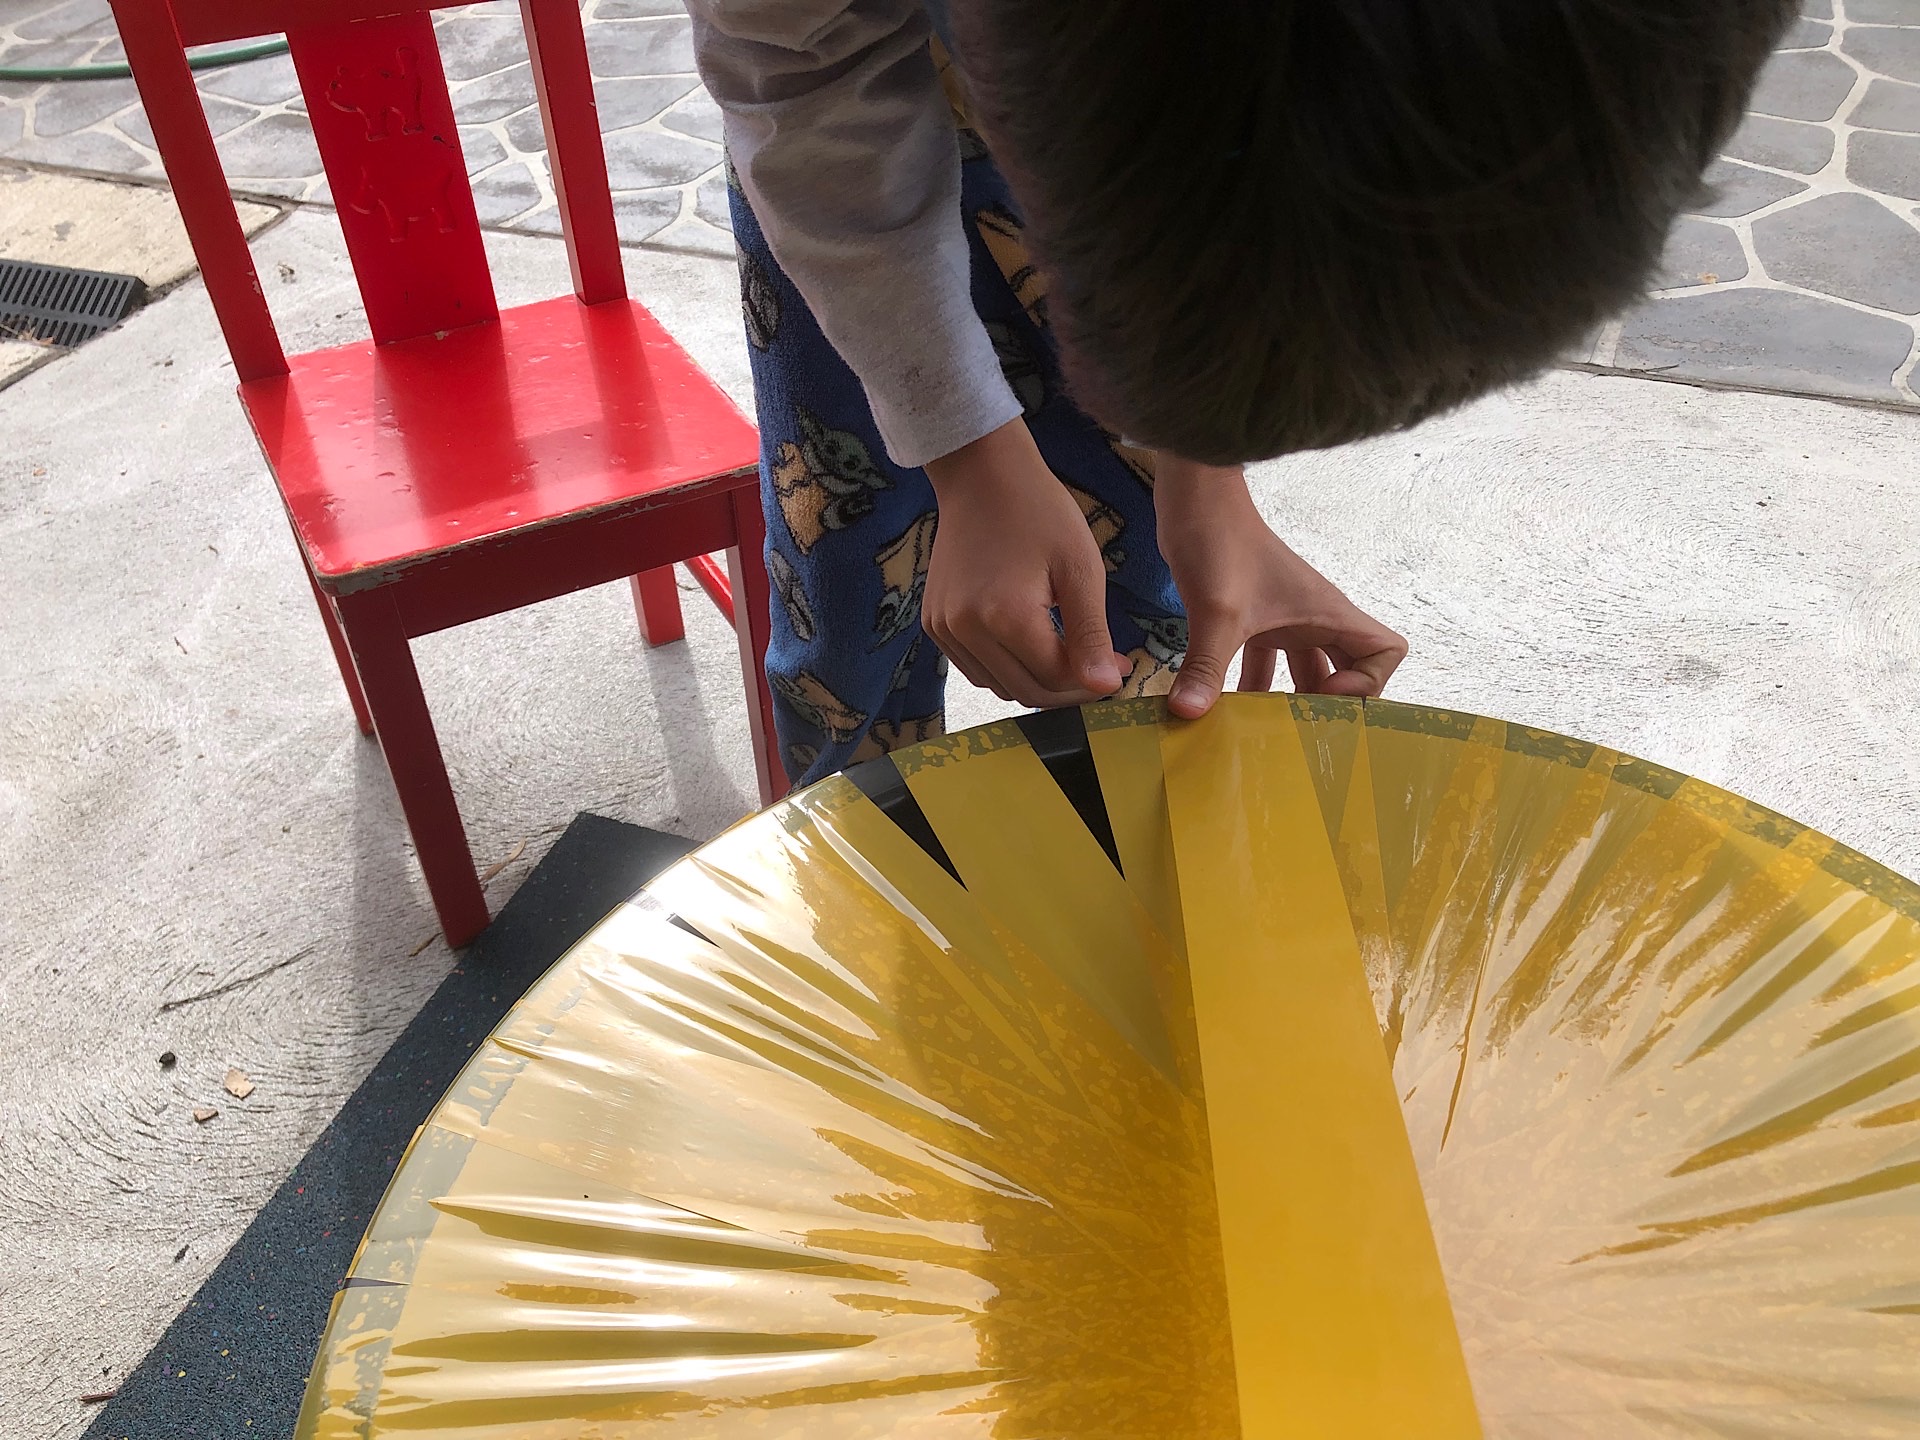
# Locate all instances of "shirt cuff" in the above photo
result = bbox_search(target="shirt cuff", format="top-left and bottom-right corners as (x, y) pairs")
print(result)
(862, 320), (1025, 469)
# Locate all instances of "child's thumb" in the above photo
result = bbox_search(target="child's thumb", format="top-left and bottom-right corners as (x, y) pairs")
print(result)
(1169, 632), (1231, 718)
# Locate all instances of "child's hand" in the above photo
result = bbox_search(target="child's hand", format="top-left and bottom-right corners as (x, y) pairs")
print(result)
(1155, 458), (1407, 719)
(922, 420), (1130, 707)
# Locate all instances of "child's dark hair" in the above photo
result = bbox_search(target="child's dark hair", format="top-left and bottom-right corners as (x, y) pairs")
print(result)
(956, 0), (1795, 464)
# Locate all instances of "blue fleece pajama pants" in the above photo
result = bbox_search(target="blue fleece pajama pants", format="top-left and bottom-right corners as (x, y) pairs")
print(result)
(727, 123), (1188, 788)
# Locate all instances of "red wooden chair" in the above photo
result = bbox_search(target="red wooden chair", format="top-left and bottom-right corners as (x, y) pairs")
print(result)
(110, 0), (785, 948)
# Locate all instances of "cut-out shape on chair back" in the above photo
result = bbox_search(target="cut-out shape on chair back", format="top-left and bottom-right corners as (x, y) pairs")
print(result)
(292, 14), (498, 342)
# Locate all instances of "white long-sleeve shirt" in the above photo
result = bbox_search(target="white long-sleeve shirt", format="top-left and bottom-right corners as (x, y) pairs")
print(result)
(685, 0), (1020, 468)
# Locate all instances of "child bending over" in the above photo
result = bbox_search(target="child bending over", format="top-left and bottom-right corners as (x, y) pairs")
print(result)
(687, 0), (1793, 785)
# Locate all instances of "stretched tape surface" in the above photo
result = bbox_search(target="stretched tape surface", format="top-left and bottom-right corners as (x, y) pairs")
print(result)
(299, 696), (1920, 1438)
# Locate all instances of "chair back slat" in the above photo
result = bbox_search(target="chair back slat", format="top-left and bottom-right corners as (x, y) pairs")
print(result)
(521, 0), (625, 304)
(109, 0), (287, 378)
(288, 14), (499, 344)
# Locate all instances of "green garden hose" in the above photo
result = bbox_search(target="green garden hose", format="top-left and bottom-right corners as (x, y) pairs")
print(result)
(0, 36), (288, 83)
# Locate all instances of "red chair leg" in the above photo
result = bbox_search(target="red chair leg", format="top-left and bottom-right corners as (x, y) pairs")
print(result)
(303, 563), (374, 736)
(726, 487), (787, 807)
(630, 566), (685, 647)
(335, 589), (491, 947)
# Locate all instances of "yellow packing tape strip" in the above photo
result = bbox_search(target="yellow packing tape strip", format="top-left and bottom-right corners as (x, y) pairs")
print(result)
(1162, 697), (1482, 1438)
(903, 737), (1180, 1080)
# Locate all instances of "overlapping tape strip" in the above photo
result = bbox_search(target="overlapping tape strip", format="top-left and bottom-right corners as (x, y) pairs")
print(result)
(298, 695), (1920, 1438)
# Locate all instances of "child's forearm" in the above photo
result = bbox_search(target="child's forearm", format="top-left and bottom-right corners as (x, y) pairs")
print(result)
(689, 0), (1019, 468)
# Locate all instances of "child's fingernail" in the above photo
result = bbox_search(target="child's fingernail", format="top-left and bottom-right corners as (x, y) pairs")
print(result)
(1087, 660), (1122, 689)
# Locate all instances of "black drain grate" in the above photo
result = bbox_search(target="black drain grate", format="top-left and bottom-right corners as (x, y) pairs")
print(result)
(0, 258), (146, 349)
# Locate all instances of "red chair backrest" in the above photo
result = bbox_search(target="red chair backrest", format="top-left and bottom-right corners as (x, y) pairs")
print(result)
(109, 0), (626, 380)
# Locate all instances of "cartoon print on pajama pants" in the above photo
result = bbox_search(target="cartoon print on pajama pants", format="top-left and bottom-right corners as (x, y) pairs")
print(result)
(728, 66), (1189, 787)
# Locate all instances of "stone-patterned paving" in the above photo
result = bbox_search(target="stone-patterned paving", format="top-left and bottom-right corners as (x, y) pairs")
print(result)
(0, 0), (732, 254)
(1590, 0), (1920, 406)
(2, 0), (1917, 407)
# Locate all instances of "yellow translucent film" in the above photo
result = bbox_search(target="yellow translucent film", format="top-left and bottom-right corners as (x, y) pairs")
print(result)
(299, 695), (1920, 1439)
(1163, 703), (1480, 1438)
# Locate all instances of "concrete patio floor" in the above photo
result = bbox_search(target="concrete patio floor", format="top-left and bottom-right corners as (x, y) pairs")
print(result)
(4, 4), (1920, 1435)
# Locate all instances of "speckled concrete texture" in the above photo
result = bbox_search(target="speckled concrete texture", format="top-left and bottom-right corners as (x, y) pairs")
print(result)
(1246, 380), (1920, 880)
(1, 161), (276, 285)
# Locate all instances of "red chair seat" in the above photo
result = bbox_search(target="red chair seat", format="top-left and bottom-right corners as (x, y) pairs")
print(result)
(242, 297), (758, 588)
